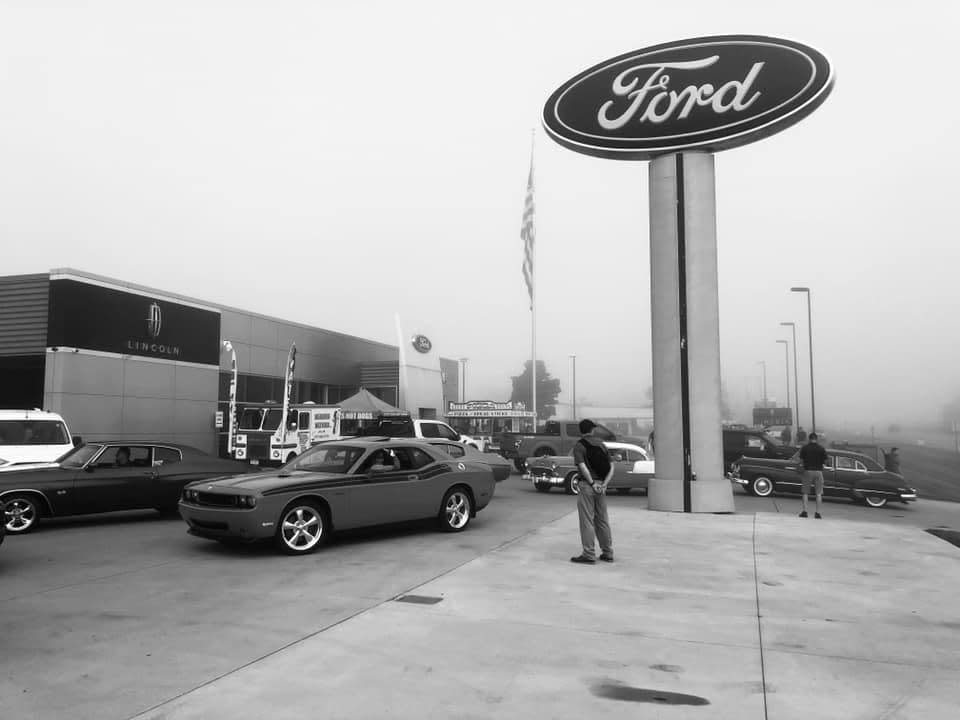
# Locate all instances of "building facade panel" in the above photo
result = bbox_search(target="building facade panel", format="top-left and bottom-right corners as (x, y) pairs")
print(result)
(50, 393), (125, 439)
(121, 396), (176, 436)
(219, 310), (254, 347)
(122, 358), (176, 400)
(47, 351), (126, 397)
(173, 365), (219, 403)
(0, 274), (49, 356)
(250, 316), (279, 350)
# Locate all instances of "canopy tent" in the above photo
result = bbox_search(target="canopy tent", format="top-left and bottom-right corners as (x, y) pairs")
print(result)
(338, 388), (402, 420)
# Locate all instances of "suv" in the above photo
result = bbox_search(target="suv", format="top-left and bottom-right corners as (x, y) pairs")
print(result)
(0, 410), (78, 467)
(359, 414), (482, 449)
(723, 428), (796, 472)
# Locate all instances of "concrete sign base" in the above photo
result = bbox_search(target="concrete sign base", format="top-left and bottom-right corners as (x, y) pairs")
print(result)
(648, 152), (734, 513)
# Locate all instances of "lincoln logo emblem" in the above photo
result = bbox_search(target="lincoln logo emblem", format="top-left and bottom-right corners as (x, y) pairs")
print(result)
(146, 302), (162, 339)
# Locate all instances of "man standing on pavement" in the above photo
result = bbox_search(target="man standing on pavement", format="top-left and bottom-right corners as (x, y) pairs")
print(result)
(799, 432), (828, 519)
(570, 419), (615, 564)
(883, 447), (902, 474)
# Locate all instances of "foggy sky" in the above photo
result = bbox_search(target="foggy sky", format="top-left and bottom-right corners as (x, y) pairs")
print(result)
(1, 0), (957, 430)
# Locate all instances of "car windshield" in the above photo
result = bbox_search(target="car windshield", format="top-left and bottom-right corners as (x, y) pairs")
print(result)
(763, 432), (785, 447)
(59, 444), (104, 468)
(0, 420), (70, 445)
(238, 409), (264, 430)
(283, 444), (365, 473)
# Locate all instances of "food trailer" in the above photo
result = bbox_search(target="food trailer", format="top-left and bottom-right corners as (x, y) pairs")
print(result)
(445, 400), (536, 452)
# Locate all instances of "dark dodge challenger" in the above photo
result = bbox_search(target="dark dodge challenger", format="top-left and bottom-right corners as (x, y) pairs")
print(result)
(1, 442), (255, 534)
(179, 437), (496, 555)
(729, 448), (917, 507)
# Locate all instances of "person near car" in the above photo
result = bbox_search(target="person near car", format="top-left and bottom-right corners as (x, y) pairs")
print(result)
(798, 432), (827, 519)
(570, 419), (615, 564)
(780, 426), (792, 444)
(796, 426), (807, 444)
(883, 447), (901, 474)
(647, 430), (655, 459)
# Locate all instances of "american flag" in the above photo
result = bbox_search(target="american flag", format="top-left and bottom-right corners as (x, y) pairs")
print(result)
(520, 159), (535, 309)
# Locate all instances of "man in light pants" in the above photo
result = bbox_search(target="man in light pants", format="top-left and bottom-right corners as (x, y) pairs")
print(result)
(570, 419), (616, 564)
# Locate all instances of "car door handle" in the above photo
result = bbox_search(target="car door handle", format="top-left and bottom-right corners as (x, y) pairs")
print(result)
(407, 474), (418, 481)
(142, 471), (159, 479)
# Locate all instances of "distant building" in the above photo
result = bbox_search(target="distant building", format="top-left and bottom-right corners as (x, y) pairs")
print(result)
(0, 269), (459, 455)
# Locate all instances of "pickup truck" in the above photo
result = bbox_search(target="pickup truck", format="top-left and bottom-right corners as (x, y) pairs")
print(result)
(500, 420), (644, 472)
(358, 413), (483, 449)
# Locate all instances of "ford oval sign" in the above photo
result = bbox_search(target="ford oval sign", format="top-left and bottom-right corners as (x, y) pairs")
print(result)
(411, 335), (432, 354)
(543, 35), (834, 160)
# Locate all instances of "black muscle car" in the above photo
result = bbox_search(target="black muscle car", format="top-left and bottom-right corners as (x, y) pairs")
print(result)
(1, 442), (255, 534)
(728, 449), (917, 507)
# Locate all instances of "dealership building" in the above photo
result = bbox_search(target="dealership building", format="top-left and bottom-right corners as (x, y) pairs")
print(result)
(0, 269), (459, 456)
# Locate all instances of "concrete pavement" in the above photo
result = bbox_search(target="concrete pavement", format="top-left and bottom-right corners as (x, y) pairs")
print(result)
(133, 507), (960, 720)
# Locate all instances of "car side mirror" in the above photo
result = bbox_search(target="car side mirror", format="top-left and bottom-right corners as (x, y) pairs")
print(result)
(84, 464), (95, 473)
(73, 436), (83, 447)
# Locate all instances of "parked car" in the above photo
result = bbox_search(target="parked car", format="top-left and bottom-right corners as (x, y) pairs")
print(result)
(722, 428), (797, 473)
(525, 441), (653, 495)
(504, 420), (645, 473)
(728, 449), (917, 507)
(357, 413), (484, 450)
(424, 439), (512, 482)
(1, 442), (255, 534)
(0, 409), (80, 467)
(179, 438), (496, 555)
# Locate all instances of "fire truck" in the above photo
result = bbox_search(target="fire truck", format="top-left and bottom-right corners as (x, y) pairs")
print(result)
(232, 402), (341, 466)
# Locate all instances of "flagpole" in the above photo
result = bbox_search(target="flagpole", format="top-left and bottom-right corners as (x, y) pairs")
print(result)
(530, 130), (537, 429)
(521, 129), (538, 430)
(532, 241), (537, 430)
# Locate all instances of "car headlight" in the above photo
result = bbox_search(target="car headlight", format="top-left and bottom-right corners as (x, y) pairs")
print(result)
(183, 488), (199, 502)
(237, 495), (257, 508)
(235, 434), (246, 445)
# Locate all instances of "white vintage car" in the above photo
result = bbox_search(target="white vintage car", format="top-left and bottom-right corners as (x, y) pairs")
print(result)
(524, 441), (654, 495)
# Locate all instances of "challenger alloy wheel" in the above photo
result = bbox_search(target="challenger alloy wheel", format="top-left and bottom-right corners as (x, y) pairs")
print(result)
(750, 476), (774, 498)
(275, 502), (327, 555)
(3, 495), (40, 534)
(439, 488), (473, 532)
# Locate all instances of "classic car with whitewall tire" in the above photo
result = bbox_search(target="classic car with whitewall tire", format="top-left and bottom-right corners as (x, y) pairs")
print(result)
(179, 438), (496, 555)
(1, 442), (255, 534)
(526, 442), (653, 495)
(728, 449), (917, 507)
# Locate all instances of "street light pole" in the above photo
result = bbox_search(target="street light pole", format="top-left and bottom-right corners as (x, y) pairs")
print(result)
(780, 321), (801, 430)
(459, 358), (468, 402)
(569, 354), (577, 419)
(776, 340), (790, 423)
(756, 360), (767, 405)
(790, 287), (816, 433)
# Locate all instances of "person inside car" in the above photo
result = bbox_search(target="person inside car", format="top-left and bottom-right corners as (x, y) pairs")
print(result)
(116, 447), (131, 467)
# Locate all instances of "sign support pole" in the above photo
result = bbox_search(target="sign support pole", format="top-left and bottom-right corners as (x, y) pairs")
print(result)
(647, 152), (734, 513)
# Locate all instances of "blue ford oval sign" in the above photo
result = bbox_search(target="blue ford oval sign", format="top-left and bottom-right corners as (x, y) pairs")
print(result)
(543, 35), (834, 160)
(411, 335), (432, 354)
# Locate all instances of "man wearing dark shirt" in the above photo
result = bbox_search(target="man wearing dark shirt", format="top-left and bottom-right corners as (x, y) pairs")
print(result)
(798, 432), (828, 519)
(570, 419), (615, 564)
